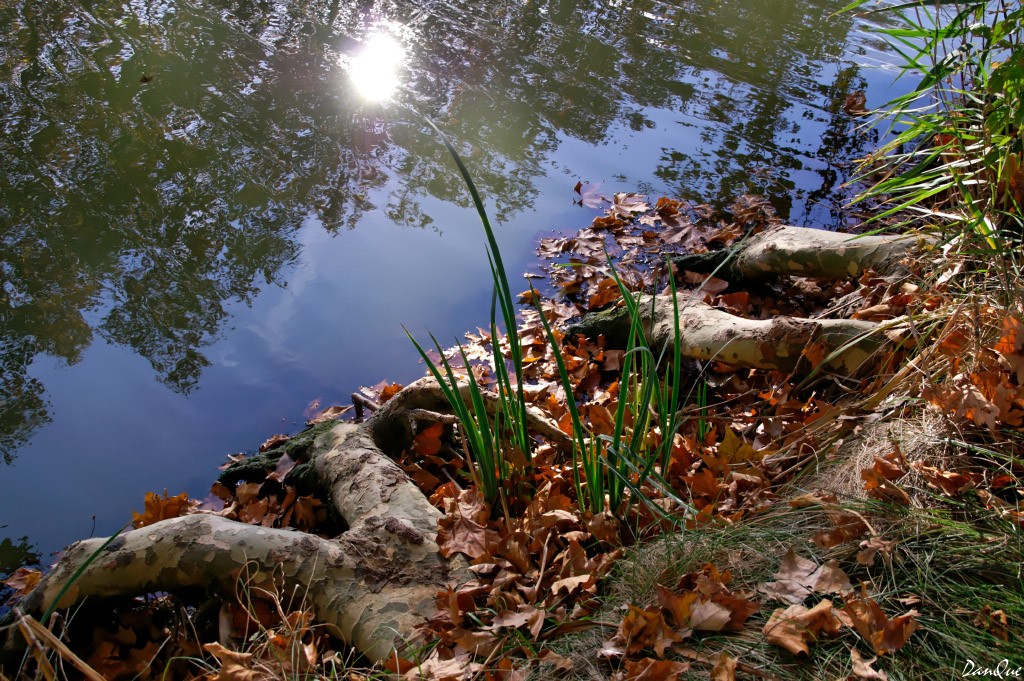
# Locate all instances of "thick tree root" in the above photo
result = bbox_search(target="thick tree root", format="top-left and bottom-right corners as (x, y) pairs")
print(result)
(571, 225), (926, 373)
(571, 295), (882, 374)
(671, 224), (931, 281)
(3, 389), (472, 664)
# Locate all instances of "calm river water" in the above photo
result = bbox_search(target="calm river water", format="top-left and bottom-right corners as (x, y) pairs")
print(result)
(0, 0), (902, 566)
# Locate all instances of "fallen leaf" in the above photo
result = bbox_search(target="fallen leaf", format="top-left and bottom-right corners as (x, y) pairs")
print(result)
(267, 453), (297, 483)
(203, 641), (257, 681)
(689, 599), (732, 632)
(760, 549), (851, 603)
(132, 490), (192, 528)
(910, 461), (980, 496)
(414, 422), (445, 457)
(711, 651), (738, 681)
(306, 404), (352, 425)
(763, 600), (845, 656)
(856, 537), (898, 567)
(622, 658), (690, 680)
(379, 383), (404, 403)
(2, 567), (42, 598)
(812, 510), (870, 549)
(843, 90), (868, 116)
(843, 593), (919, 655)
(259, 434), (290, 453)
(850, 648), (888, 680)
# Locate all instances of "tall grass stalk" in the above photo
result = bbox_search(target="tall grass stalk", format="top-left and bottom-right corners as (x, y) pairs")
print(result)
(406, 119), (533, 504)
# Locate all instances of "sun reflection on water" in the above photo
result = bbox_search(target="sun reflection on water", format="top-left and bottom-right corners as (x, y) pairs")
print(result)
(348, 32), (406, 103)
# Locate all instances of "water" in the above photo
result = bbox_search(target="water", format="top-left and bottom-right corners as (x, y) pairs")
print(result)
(0, 0), (903, 563)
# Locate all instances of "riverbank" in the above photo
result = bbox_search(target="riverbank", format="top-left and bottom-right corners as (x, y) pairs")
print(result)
(4, 178), (1022, 678)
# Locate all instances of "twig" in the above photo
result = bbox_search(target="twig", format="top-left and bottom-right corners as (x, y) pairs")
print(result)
(351, 393), (381, 422)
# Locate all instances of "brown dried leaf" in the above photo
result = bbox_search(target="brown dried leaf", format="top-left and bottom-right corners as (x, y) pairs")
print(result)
(850, 648), (889, 680)
(861, 467), (911, 505)
(689, 599), (732, 632)
(267, 453), (297, 483)
(259, 434), (290, 453)
(2, 567), (42, 598)
(711, 651), (738, 681)
(622, 658), (690, 680)
(812, 510), (870, 549)
(437, 515), (500, 560)
(306, 404), (352, 425)
(203, 641), (257, 681)
(843, 594), (919, 655)
(910, 460), (980, 496)
(857, 537), (898, 567)
(132, 490), (192, 528)
(763, 600), (845, 656)
(760, 549), (851, 604)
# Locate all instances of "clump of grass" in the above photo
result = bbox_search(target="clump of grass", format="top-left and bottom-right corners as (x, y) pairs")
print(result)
(845, 0), (1024, 251)
(411, 122), (694, 522)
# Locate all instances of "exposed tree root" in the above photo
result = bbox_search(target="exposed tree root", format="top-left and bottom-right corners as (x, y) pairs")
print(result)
(571, 225), (927, 373)
(671, 224), (930, 281)
(2, 391), (471, 664)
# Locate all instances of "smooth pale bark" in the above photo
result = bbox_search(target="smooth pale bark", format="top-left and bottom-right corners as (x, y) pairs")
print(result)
(571, 225), (925, 372)
(647, 296), (882, 375)
(671, 224), (931, 281)
(571, 295), (881, 374)
(4, 393), (470, 664)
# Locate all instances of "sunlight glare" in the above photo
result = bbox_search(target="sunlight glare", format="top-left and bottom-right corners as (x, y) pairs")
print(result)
(349, 33), (406, 103)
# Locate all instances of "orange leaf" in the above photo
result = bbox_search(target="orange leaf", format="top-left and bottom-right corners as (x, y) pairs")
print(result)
(994, 316), (1024, 383)
(861, 467), (911, 505)
(414, 422), (444, 457)
(132, 489), (192, 528)
(711, 651), (738, 681)
(801, 338), (827, 371)
(379, 383), (403, 403)
(2, 567), (42, 598)
(588, 278), (622, 310)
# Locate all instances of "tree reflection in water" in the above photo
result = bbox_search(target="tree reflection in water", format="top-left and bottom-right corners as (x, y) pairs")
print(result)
(0, 0), (878, 461)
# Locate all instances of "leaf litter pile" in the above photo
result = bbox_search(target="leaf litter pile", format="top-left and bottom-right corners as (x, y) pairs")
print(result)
(4, 189), (1023, 680)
